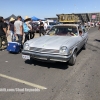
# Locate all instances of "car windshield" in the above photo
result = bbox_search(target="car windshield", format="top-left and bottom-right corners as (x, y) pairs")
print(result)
(47, 26), (78, 36)
(49, 22), (57, 25)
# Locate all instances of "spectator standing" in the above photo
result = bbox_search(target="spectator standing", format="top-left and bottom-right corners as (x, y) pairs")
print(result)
(84, 21), (87, 28)
(39, 20), (44, 36)
(87, 22), (91, 30)
(8, 17), (16, 42)
(29, 19), (35, 39)
(98, 23), (100, 30)
(44, 21), (48, 33)
(14, 16), (23, 45)
(0, 16), (8, 50)
(24, 16), (32, 40)
(23, 16), (31, 43)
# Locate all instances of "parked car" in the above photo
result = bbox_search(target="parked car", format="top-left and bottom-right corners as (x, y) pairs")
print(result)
(47, 22), (58, 31)
(22, 24), (88, 66)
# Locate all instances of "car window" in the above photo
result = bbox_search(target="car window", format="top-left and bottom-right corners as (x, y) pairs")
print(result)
(49, 22), (57, 25)
(47, 26), (78, 36)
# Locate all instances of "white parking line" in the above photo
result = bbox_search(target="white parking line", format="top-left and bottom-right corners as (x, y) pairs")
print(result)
(0, 73), (47, 90)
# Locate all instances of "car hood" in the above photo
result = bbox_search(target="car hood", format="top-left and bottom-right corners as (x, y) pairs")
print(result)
(28, 35), (76, 49)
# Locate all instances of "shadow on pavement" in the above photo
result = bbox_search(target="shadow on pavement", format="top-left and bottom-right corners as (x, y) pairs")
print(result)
(24, 48), (84, 70)
(25, 59), (69, 70)
(94, 39), (100, 42)
(87, 42), (100, 50)
(7, 51), (21, 54)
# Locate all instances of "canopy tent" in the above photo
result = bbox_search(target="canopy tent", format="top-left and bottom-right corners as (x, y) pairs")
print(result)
(41, 19), (45, 21)
(31, 16), (40, 21)
(5, 14), (17, 21)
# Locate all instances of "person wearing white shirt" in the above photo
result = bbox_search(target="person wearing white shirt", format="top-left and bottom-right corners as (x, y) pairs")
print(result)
(44, 22), (48, 33)
(14, 16), (23, 45)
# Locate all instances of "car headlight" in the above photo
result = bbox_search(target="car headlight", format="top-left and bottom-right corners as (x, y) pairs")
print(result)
(59, 46), (67, 55)
(24, 43), (30, 50)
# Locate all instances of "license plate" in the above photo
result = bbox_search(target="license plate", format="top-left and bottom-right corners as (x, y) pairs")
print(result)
(22, 55), (30, 60)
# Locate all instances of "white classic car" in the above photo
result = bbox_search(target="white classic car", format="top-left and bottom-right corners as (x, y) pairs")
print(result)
(22, 24), (88, 65)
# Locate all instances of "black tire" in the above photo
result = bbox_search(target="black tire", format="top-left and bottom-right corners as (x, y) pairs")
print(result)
(83, 43), (87, 50)
(68, 51), (77, 66)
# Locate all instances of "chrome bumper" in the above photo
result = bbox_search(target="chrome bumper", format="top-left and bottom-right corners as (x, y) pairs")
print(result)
(22, 50), (71, 62)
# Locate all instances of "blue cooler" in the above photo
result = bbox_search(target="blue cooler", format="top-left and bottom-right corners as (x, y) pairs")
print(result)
(7, 42), (21, 53)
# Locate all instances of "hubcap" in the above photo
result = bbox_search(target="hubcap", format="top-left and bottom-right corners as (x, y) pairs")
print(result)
(73, 52), (76, 62)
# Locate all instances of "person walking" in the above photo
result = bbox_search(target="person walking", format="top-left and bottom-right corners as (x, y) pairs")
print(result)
(39, 20), (45, 36)
(14, 16), (23, 46)
(0, 16), (8, 50)
(8, 17), (16, 42)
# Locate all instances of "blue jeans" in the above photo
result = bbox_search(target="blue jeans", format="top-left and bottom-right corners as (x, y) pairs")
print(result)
(10, 31), (16, 42)
(24, 32), (29, 43)
(16, 34), (23, 45)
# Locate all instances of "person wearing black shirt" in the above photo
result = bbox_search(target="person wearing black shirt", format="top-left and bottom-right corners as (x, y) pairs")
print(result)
(39, 20), (44, 36)
(0, 16), (8, 50)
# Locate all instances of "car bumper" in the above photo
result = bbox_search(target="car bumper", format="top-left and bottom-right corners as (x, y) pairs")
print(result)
(22, 50), (71, 62)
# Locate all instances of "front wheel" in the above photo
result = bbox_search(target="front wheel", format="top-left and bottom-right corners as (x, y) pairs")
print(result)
(68, 51), (77, 66)
(82, 42), (87, 50)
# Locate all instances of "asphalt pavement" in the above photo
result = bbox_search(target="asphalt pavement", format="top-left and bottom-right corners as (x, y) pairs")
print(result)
(0, 27), (100, 100)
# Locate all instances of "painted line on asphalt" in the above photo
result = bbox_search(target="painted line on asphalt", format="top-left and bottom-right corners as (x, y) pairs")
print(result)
(0, 73), (47, 90)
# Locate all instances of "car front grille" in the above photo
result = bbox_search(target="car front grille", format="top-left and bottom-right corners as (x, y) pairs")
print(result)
(30, 47), (59, 54)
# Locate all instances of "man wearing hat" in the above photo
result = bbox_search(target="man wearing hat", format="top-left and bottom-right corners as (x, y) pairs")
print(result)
(0, 16), (8, 50)
(8, 17), (16, 42)
(14, 16), (23, 46)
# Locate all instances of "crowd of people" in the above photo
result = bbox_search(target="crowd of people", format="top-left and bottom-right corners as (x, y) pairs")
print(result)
(84, 21), (100, 30)
(0, 15), (48, 50)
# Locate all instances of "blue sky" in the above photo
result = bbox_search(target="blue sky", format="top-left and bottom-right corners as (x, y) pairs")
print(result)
(0, 0), (100, 19)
